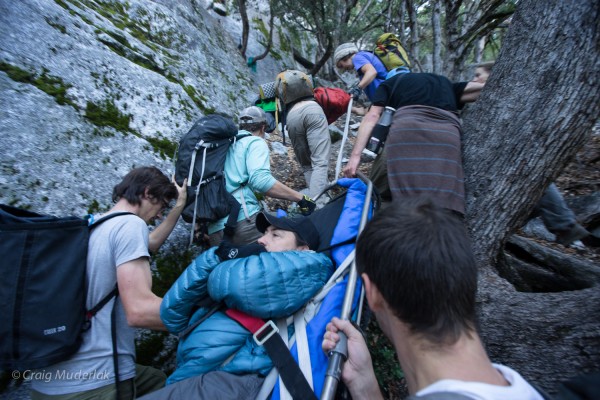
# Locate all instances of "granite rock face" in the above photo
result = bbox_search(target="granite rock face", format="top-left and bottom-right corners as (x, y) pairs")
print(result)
(0, 0), (298, 216)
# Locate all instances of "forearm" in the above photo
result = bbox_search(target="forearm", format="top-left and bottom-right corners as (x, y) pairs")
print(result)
(148, 203), (184, 253)
(125, 295), (166, 331)
(149, 177), (187, 253)
(344, 107), (380, 177)
(358, 65), (377, 90)
(461, 81), (484, 103)
(352, 111), (379, 157)
(264, 181), (303, 202)
(345, 370), (384, 400)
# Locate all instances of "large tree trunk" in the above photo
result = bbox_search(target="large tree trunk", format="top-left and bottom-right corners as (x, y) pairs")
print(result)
(406, 0), (421, 72)
(238, 0), (249, 59)
(252, 1), (275, 62)
(431, 0), (442, 74)
(462, 0), (600, 393)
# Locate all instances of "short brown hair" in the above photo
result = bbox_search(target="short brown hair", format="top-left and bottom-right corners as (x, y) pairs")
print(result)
(356, 197), (478, 345)
(112, 166), (177, 206)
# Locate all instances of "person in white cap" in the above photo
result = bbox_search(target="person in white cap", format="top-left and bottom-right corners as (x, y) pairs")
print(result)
(205, 106), (316, 247)
(333, 42), (389, 102)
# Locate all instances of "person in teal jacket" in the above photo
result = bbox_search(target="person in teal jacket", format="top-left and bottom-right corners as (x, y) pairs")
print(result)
(161, 212), (333, 385)
(206, 106), (316, 247)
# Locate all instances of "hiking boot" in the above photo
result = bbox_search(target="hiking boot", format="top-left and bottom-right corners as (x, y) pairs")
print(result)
(569, 240), (586, 250)
(581, 233), (600, 248)
(555, 223), (591, 246)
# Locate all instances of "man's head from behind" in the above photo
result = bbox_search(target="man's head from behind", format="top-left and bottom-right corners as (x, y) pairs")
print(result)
(356, 197), (477, 345)
(239, 106), (267, 134)
(256, 212), (320, 252)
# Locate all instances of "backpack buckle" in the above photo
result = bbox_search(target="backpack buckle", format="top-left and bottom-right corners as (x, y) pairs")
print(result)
(253, 320), (278, 346)
(81, 314), (92, 332)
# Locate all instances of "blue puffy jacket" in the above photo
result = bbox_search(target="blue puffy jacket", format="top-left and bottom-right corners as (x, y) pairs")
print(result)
(160, 247), (333, 384)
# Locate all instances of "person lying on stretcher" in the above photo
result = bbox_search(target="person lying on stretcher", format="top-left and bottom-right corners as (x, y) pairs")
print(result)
(159, 212), (333, 385)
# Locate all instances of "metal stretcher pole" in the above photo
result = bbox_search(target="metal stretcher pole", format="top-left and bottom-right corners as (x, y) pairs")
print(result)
(334, 97), (354, 181)
(321, 172), (373, 400)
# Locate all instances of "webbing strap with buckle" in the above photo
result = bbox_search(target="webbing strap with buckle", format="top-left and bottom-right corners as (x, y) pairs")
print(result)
(225, 309), (317, 400)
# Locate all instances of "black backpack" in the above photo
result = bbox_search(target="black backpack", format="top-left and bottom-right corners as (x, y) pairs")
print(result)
(174, 115), (250, 245)
(0, 204), (131, 370)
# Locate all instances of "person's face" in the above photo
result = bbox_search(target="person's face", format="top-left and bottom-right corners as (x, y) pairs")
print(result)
(336, 55), (354, 71)
(472, 67), (490, 84)
(257, 225), (308, 252)
(140, 191), (168, 224)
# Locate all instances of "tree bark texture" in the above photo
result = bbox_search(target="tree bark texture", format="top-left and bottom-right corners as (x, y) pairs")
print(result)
(238, 0), (249, 59)
(461, 0), (600, 392)
(442, 0), (514, 79)
(431, 0), (442, 74)
(252, 1), (275, 62)
(406, 0), (421, 72)
(503, 235), (600, 292)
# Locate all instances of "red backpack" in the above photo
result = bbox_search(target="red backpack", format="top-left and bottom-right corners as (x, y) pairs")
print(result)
(314, 87), (351, 125)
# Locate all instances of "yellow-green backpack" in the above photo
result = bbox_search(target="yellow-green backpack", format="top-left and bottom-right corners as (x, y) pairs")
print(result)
(373, 33), (411, 71)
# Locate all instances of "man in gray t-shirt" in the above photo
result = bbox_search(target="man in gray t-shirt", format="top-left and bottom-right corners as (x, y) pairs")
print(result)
(31, 167), (185, 400)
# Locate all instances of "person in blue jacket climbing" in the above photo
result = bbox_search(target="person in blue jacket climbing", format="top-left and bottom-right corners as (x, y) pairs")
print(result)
(159, 212), (333, 385)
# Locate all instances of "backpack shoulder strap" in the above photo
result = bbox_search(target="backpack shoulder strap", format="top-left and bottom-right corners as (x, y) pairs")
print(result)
(88, 212), (135, 230)
(84, 211), (134, 321)
(83, 286), (118, 329)
(235, 132), (253, 140)
(85, 212), (134, 399)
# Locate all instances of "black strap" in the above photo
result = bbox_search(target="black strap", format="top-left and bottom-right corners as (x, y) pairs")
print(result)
(86, 213), (132, 400)
(12, 231), (35, 361)
(256, 326), (318, 400)
(390, 47), (410, 69)
(82, 212), (133, 330)
(178, 302), (223, 340)
(280, 104), (287, 146)
(226, 310), (317, 400)
(110, 288), (120, 400)
(89, 212), (135, 230)
(83, 287), (118, 331)
(83, 285), (120, 400)
(234, 132), (252, 141)
(223, 191), (242, 238)
(317, 236), (357, 253)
